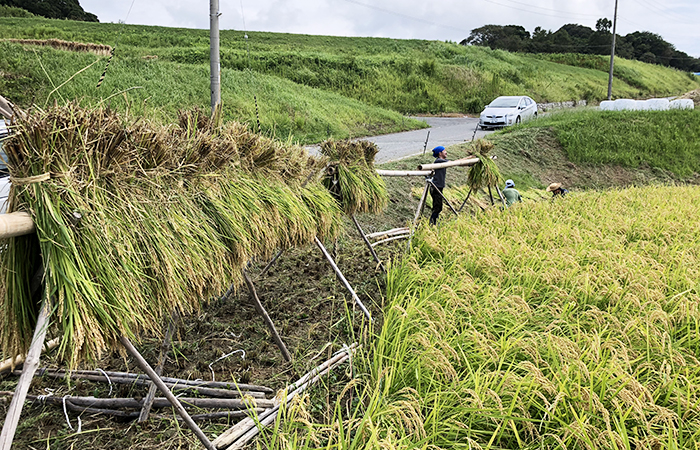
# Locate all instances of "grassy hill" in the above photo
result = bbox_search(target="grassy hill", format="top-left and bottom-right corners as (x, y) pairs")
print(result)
(1, 16), (699, 144)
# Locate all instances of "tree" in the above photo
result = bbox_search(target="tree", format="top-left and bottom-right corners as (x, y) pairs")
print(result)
(595, 18), (612, 33)
(465, 25), (530, 52)
(0, 0), (97, 21)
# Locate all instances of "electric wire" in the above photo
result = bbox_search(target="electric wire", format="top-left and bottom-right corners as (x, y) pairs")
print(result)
(96, 0), (137, 88)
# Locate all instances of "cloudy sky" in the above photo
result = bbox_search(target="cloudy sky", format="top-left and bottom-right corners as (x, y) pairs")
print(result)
(80, 0), (700, 58)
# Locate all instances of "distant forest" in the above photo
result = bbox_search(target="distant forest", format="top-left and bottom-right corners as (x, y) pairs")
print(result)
(0, 0), (96, 22)
(462, 20), (700, 73)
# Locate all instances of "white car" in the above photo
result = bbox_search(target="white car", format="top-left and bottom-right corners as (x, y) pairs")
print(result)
(479, 96), (538, 130)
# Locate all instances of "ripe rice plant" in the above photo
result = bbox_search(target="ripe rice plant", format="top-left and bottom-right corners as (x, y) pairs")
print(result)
(0, 103), (342, 366)
(320, 139), (388, 216)
(263, 185), (700, 450)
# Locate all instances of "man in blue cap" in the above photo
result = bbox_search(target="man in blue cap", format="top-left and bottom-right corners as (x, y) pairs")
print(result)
(429, 146), (448, 225)
(502, 179), (522, 207)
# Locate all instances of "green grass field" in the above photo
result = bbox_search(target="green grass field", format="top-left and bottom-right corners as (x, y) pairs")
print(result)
(1, 16), (698, 144)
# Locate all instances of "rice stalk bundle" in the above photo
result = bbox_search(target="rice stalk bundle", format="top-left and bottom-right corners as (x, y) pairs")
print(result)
(0, 103), (341, 366)
(320, 139), (388, 216)
(466, 138), (502, 191)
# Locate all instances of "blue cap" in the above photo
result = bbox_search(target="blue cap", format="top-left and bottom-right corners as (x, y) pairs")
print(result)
(505, 179), (514, 188)
(432, 146), (445, 157)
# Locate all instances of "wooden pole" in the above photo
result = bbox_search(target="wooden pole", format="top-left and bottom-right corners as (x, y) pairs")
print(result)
(351, 215), (385, 272)
(139, 311), (179, 422)
(487, 185), (494, 205)
(259, 249), (283, 278)
(370, 234), (410, 247)
(119, 336), (217, 450)
(427, 179), (458, 217)
(458, 187), (473, 212)
(365, 227), (410, 240)
(242, 269), (292, 362)
(314, 237), (372, 322)
(0, 212), (34, 238)
(495, 186), (508, 209)
(0, 299), (51, 450)
(0, 338), (59, 374)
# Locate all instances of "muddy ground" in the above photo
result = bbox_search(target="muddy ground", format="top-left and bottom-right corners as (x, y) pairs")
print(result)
(1, 131), (694, 450)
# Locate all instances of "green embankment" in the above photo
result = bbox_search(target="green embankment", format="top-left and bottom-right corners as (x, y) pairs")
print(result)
(1, 16), (699, 143)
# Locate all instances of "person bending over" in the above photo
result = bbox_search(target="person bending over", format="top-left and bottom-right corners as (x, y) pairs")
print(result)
(502, 179), (522, 207)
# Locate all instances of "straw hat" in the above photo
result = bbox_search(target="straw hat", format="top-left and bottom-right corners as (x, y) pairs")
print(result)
(546, 182), (562, 192)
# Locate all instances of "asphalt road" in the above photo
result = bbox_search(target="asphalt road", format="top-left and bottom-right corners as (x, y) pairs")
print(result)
(367, 116), (493, 163)
(307, 116), (493, 164)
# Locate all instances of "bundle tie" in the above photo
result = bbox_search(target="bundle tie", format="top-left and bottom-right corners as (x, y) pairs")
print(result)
(9, 172), (50, 185)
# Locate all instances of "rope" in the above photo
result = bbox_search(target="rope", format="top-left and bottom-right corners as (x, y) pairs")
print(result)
(9, 172), (50, 185)
(96, 368), (113, 396)
(62, 395), (82, 433)
(208, 349), (246, 382)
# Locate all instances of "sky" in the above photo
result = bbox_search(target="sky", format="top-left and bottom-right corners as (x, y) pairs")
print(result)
(79, 0), (700, 58)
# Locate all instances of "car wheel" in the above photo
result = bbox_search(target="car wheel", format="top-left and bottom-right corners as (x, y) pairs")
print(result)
(515, 116), (521, 124)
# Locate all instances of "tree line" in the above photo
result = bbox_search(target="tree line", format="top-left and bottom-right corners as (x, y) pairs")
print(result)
(0, 0), (97, 22)
(461, 20), (700, 73)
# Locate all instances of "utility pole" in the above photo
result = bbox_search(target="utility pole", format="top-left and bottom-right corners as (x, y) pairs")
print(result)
(607, 0), (619, 100)
(210, 0), (221, 113)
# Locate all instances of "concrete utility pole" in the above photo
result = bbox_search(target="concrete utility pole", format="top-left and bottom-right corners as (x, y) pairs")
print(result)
(607, 0), (619, 100)
(210, 0), (221, 113)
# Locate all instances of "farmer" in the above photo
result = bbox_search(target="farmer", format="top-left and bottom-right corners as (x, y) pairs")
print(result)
(546, 182), (569, 198)
(429, 145), (448, 225)
(501, 179), (522, 207)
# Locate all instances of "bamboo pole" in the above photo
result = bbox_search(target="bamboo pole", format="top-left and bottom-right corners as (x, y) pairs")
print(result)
(0, 299), (51, 450)
(31, 395), (274, 410)
(458, 187), (473, 212)
(258, 249), (283, 278)
(495, 185), (508, 209)
(364, 227), (410, 240)
(427, 180), (458, 217)
(119, 336), (216, 450)
(351, 215), (385, 272)
(242, 269), (292, 362)
(314, 237), (372, 322)
(214, 345), (357, 449)
(412, 182), (430, 228)
(0, 211), (34, 238)
(32, 368), (273, 393)
(487, 185), (495, 205)
(370, 234), (410, 247)
(0, 338), (59, 374)
(375, 169), (433, 177)
(26, 370), (266, 398)
(139, 311), (179, 422)
(417, 157), (480, 171)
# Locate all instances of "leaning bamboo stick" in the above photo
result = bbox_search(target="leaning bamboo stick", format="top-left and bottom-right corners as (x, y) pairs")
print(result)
(417, 157), (480, 171)
(351, 215), (384, 272)
(0, 211), (34, 239)
(0, 337), (60, 374)
(242, 269), (292, 362)
(375, 169), (433, 177)
(0, 299), (50, 450)
(120, 336), (216, 450)
(314, 237), (372, 322)
(139, 311), (178, 422)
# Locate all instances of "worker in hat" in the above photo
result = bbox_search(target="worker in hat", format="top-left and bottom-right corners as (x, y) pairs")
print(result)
(546, 182), (568, 198)
(429, 146), (448, 225)
(501, 179), (522, 207)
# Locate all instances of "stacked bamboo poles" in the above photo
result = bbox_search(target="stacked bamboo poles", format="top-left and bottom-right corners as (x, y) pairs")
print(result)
(0, 103), (343, 368)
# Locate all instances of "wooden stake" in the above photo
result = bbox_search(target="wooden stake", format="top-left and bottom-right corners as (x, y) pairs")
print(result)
(119, 336), (216, 450)
(314, 237), (372, 322)
(0, 299), (50, 450)
(458, 187), (473, 213)
(487, 185), (495, 205)
(258, 249), (283, 278)
(242, 269), (292, 362)
(139, 311), (179, 422)
(351, 215), (385, 272)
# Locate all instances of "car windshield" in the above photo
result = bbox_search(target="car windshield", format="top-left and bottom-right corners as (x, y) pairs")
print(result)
(488, 97), (521, 108)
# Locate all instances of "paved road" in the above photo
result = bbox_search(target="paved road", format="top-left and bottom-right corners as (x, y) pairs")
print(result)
(367, 116), (493, 163)
(307, 116), (493, 164)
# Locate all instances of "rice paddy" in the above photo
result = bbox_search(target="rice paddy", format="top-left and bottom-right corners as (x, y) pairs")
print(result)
(266, 185), (700, 450)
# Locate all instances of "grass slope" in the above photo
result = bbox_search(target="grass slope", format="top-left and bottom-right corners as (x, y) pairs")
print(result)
(0, 16), (698, 136)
